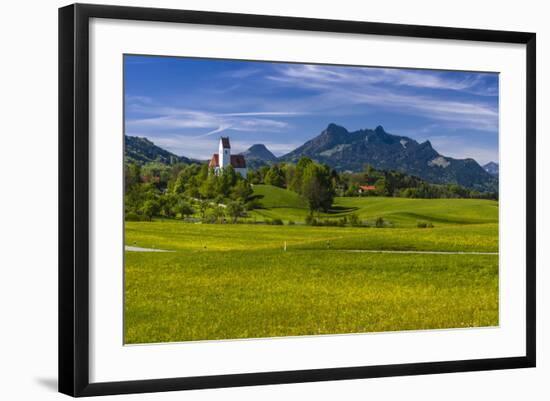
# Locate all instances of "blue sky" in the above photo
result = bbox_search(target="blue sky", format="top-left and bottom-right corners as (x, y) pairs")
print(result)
(124, 55), (499, 164)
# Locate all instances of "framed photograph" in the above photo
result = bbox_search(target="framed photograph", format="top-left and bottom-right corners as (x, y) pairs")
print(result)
(59, 3), (536, 397)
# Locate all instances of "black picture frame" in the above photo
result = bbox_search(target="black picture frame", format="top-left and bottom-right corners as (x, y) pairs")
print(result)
(59, 3), (536, 397)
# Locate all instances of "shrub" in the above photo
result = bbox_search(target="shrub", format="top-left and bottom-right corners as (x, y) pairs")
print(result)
(204, 206), (225, 224)
(375, 217), (385, 228)
(203, 212), (217, 224)
(287, 220), (296, 225)
(141, 199), (161, 221)
(271, 218), (284, 225)
(125, 212), (143, 221)
(417, 221), (434, 228)
(349, 213), (360, 226)
(226, 200), (245, 223)
(176, 200), (195, 220)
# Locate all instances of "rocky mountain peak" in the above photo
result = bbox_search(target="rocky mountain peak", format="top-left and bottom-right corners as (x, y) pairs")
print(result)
(280, 124), (497, 192)
(374, 125), (386, 134)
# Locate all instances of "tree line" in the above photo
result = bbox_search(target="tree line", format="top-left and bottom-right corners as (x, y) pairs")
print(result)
(124, 157), (336, 222)
(340, 165), (498, 200)
(124, 158), (496, 222)
(249, 162), (497, 200)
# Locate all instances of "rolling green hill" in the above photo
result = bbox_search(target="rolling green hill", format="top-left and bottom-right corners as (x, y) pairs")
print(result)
(334, 197), (498, 226)
(250, 185), (498, 227)
(252, 184), (308, 209)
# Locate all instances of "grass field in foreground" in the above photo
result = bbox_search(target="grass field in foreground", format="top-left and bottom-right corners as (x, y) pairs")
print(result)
(125, 215), (499, 344)
(125, 247), (498, 343)
(125, 221), (498, 253)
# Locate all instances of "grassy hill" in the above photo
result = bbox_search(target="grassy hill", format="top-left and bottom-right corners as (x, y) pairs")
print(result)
(252, 184), (308, 209)
(333, 197), (498, 226)
(249, 185), (498, 227)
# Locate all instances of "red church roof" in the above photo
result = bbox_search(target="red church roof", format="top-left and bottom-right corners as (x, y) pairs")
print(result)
(209, 154), (219, 168)
(230, 155), (246, 168)
(209, 153), (247, 169)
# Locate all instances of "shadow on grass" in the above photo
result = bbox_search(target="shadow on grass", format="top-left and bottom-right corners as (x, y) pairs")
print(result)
(327, 206), (358, 214)
(248, 194), (265, 201)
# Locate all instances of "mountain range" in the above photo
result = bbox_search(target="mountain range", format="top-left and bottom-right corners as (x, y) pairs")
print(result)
(482, 161), (499, 176)
(125, 135), (190, 165)
(280, 124), (497, 192)
(125, 123), (498, 192)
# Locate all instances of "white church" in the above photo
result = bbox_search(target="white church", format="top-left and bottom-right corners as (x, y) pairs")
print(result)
(208, 137), (248, 178)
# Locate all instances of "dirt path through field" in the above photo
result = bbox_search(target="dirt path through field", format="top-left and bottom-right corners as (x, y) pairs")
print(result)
(125, 245), (497, 255)
(125, 245), (174, 252)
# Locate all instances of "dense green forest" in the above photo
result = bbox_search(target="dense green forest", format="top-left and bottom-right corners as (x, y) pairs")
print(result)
(124, 158), (497, 222)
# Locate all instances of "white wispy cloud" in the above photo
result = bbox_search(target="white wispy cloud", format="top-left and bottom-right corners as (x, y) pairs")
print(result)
(132, 133), (301, 160)
(220, 111), (308, 117)
(378, 68), (482, 91)
(201, 125), (231, 137)
(126, 107), (297, 138)
(353, 90), (498, 131)
(125, 95), (154, 105)
(266, 64), (498, 132)
(270, 64), (495, 93)
(125, 87), (312, 138)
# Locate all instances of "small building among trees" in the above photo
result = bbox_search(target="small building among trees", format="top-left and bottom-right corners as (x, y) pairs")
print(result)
(208, 137), (248, 177)
(358, 185), (376, 194)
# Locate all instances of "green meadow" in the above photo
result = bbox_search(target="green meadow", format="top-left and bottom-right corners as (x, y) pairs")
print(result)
(250, 184), (498, 226)
(124, 188), (499, 344)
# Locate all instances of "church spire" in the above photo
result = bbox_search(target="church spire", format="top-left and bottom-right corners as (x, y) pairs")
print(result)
(219, 137), (231, 168)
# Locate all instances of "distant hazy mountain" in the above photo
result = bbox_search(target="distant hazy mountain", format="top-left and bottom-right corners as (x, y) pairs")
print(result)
(240, 144), (278, 169)
(125, 135), (190, 165)
(280, 123), (497, 192)
(483, 161), (499, 176)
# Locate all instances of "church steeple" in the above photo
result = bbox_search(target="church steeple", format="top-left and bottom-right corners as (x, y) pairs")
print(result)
(219, 137), (231, 168)
(210, 136), (247, 178)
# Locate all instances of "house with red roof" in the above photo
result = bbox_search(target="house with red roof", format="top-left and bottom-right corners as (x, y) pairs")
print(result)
(358, 185), (376, 194)
(209, 137), (248, 178)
